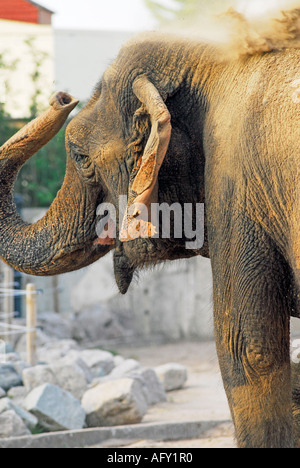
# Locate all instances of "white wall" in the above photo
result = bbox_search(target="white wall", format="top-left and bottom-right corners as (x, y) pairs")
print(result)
(0, 19), (54, 118)
(70, 253), (214, 342)
(54, 29), (135, 102)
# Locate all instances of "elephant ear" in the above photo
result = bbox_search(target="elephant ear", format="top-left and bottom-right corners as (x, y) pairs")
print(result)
(120, 76), (171, 242)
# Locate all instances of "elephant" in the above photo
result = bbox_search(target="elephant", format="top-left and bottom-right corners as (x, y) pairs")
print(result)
(0, 31), (299, 448)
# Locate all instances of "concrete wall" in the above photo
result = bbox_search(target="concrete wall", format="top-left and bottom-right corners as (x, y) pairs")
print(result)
(70, 253), (214, 342)
(0, 19), (54, 118)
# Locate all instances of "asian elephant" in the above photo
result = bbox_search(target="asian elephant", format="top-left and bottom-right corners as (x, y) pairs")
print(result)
(0, 30), (299, 448)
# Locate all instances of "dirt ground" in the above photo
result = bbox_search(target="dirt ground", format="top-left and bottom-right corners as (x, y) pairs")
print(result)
(103, 340), (236, 448)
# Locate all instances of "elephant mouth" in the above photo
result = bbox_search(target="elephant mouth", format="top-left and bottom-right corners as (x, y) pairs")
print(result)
(93, 216), (116, 246)
(91, 197), (207, 294)
(93, 198), (157, 248)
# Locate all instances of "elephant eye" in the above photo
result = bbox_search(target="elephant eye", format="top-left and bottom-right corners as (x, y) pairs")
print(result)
(72, 150), (88, 164)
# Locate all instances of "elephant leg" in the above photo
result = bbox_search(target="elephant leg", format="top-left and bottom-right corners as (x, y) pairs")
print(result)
(211, 223), (294, 448)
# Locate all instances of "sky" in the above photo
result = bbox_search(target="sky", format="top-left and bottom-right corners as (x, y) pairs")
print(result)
(37, 0), (158, 31)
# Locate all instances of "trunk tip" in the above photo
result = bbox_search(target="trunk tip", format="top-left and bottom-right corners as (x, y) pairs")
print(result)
(50, 92), (79, 111)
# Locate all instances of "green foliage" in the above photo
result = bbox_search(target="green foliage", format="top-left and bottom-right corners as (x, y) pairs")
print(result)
(144, 0), (198, 22)
(144, 0), (231, 23)
(24, 36), (49, 119)
(0, 110), (67, 207)
(14, 125), (67, 207)
(0, 50), (19, 106)
(0, 107), (17, 144)
(0, 48), (19, 145)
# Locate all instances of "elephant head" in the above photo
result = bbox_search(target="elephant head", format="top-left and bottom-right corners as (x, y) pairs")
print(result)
(0, 34), (209, 293)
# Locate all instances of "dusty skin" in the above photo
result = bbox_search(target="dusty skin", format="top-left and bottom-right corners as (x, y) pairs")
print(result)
(0, 5), (299, 448)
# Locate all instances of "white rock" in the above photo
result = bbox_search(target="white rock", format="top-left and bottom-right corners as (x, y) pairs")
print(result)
(7, 386), (28, 406)
(0, 353), (29, 377)
(108, 359), (141, 378)
(0, 352), (21, 363)
(0, 387), (5, 399)
(0, 364), (22, 391)
(56, 355), (93, 383)
(37, 339), (80, 363)
(50, 363), (88, 399)
(82, 378), (148, 427)
(71, 305), (121, 343)
(113, 355), (125, 367)
(24, 383), (85, 432)
(0, 398), (38, 431)
(12, 360), (31, 377)
(0, 398), (10, 414)
(74, 349), (115, 377)
(22, 362), (88, 400)
(15, 329), (51, 359)
(130, 368), (167, 405)
(0, 342), (14, 354)
(154, 363), (188, 391)
(90, 363), (166, 405)
(90, 359), (142, 387)
(22, 365), (53, 391)
(0, 410), (31, 438)
(36, 312), (73, 340)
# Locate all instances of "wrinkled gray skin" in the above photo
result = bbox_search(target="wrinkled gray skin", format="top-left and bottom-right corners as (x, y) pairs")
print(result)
(0, 32), (299, 448)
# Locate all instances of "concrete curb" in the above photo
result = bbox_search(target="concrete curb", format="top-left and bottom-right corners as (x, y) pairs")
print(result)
(0, 420), (230, 448)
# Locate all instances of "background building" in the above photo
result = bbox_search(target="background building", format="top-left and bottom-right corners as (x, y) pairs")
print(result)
(0, 0), (135, 114)
(0, 0), (53, 24)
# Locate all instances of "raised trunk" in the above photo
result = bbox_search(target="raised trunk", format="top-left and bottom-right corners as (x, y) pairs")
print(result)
(0, 93), (107, 275)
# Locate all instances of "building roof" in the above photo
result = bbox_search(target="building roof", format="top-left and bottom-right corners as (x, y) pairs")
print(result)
(0, 0), (54, 24)
(28, 0), (54, 14)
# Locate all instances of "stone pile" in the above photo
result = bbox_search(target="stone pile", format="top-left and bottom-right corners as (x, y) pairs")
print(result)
(0, 338), (188, 438)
